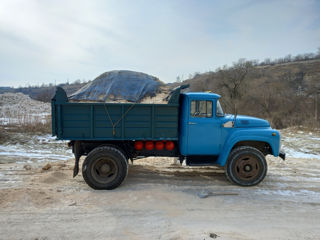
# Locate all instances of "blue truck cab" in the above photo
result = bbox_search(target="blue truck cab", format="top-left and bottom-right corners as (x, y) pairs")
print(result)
(52, 85), (285, 190)
(178, 92), (285, 186)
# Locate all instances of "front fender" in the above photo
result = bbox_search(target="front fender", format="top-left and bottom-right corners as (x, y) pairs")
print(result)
(216, 128), (280, 166)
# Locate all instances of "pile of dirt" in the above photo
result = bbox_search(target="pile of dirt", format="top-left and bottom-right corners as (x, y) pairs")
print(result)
(0, 92), (50, 125)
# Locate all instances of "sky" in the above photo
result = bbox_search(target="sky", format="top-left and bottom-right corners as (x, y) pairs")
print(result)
(0, 0), (319, 87)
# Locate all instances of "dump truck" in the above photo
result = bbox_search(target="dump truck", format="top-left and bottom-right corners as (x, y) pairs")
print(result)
(51, 85), (285, 190)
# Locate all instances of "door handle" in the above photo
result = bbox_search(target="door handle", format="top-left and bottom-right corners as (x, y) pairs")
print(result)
(189, 122), (197, 125)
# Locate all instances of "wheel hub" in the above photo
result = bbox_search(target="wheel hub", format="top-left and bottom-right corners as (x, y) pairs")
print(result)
(244, 164), (252, 172)
(100, 164), (111, 173)
(91, 157), (118, 184)
(234, 155), (260, 181)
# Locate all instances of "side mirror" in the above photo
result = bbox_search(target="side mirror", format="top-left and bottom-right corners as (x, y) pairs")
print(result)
(223, 121), (233, 128)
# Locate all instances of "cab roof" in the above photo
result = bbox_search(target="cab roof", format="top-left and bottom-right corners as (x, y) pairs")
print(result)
(182, 92), (221, 99)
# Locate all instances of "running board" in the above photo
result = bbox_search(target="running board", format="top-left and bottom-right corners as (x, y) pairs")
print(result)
(186, 155), (218, 166)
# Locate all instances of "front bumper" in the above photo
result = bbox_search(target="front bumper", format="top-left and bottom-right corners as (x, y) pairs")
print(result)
(279, 149), (286, 160)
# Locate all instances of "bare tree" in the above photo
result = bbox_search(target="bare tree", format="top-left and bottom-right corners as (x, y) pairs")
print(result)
(216, 59), (254, 114)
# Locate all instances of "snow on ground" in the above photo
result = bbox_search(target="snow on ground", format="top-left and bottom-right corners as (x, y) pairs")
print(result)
(280, 128), (320, 159)
(0, 92), (50, 125)
(0, 134), (72, 165)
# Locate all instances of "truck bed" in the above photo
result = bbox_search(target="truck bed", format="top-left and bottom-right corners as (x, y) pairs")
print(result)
(51, 87), (179, 141)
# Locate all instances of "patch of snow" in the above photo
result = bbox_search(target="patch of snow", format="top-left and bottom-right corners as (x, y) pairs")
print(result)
(280, 128), (320, 160)
(282, 146), (320, 160)
(310, 137), (320, 141)
(0, 134), (73, 164)
(36, 134), (58, 143)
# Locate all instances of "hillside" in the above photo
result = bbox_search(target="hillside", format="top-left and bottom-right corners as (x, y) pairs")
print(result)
(186, 59), (320, 91)
(183, 59), (320, 128)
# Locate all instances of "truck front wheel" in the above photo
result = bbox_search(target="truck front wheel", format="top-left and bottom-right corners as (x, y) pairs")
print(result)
(225, 146), (267, 186)
(82, 146), (128, 190)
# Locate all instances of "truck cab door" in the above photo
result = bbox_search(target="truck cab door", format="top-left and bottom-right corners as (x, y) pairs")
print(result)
(187, 99), (221, 155)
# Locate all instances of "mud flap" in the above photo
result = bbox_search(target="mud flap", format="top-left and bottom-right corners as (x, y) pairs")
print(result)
(72, 141), (82, 177)
(279, 150), (286, 160)
(73, 156), (80, 177)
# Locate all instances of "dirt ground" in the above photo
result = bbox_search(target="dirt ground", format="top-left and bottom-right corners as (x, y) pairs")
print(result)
(0, 155), (319, 240)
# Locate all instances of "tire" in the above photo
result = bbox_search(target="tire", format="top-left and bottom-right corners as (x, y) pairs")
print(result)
(225, 146), (267, 186)
(82, 146), (128, 190)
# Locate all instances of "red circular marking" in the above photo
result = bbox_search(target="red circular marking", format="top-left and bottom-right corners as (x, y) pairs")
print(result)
(165, 141), (175, 151)
(145, 141), (154, 150)
(134, 141), (144, 150)
(155, 141), (164, 150)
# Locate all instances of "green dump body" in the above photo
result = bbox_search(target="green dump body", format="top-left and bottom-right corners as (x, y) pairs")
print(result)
(51, 87), (182, 141)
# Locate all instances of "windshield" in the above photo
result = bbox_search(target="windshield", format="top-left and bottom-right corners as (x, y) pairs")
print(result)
(216, 100), (224, 116)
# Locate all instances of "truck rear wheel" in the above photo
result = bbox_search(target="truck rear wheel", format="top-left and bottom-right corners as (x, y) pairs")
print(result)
(225, 146), (267, 186)
(82, 146), (128, 190)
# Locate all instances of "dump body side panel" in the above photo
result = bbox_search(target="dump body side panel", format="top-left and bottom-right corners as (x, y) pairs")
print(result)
(52, 88), (179, 141)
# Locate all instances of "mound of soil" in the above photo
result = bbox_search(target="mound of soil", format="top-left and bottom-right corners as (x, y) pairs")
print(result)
(0, 92), (50, 125)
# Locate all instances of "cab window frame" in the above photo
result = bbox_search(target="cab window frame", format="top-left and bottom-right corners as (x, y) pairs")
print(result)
(190, 100), (213, 118)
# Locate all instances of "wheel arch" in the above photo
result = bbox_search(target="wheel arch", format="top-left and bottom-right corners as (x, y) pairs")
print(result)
(95, 143), (130, 161)
(217, 135), (275, 166)
(232, 141), (272, 156)
(71, 140), (134, 161)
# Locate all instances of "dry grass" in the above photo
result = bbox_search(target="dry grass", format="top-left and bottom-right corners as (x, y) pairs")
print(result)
(0, 120), (51, 145)
(17, 121), (51, 134)
(0, 114), (51, 135)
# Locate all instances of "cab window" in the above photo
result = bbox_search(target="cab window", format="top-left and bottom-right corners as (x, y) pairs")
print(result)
(216, 100), (224, 116)
(190, 100), (212, 118)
